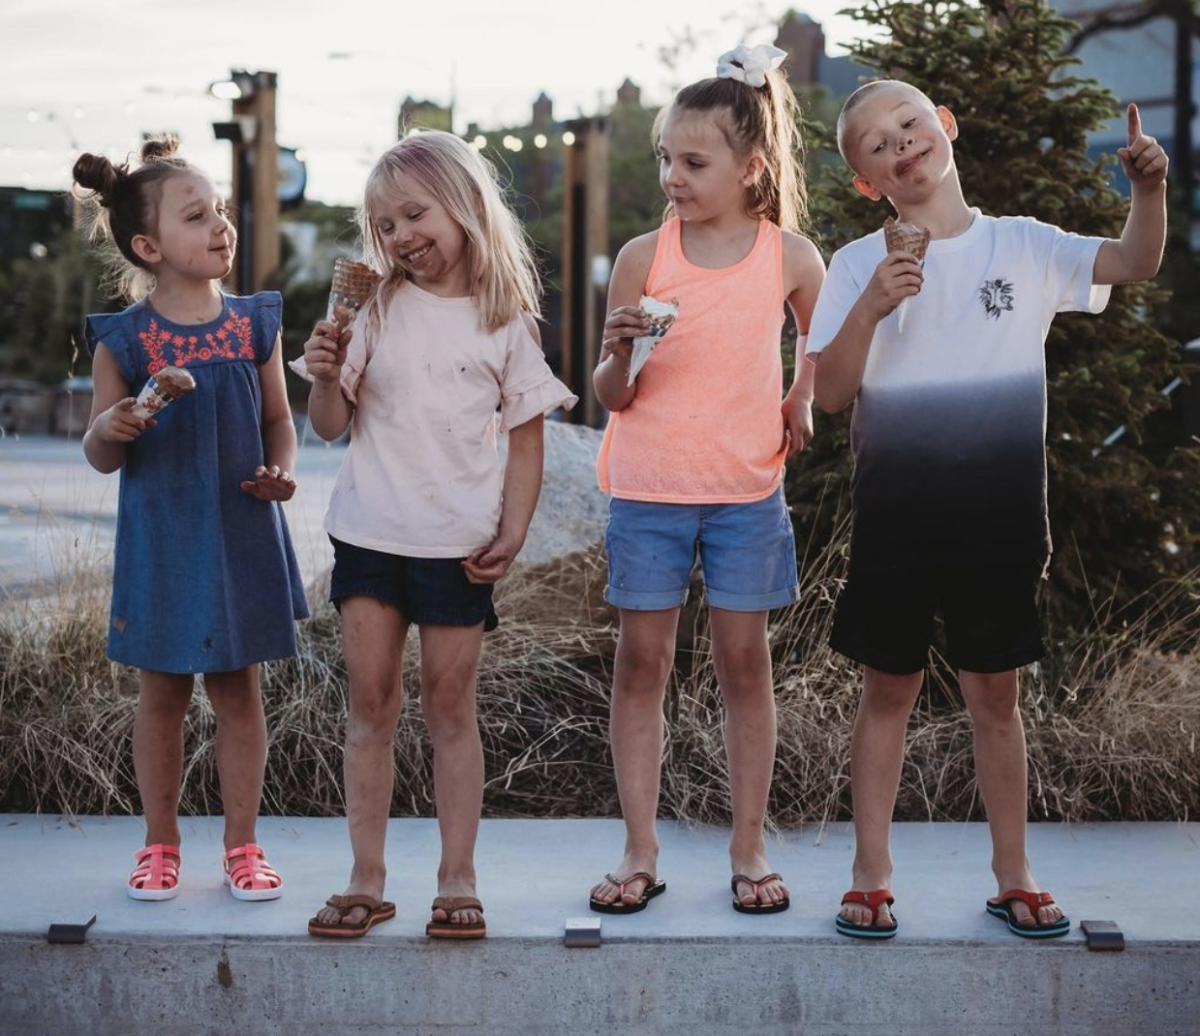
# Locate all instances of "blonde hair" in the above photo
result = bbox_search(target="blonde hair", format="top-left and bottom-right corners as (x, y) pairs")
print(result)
(358, 132), (541, 335)
(72, 135), (195, 301)
(653, 61), (808, 232)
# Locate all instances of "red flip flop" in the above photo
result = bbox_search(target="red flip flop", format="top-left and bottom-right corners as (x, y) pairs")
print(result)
(836, 888), (898, 939)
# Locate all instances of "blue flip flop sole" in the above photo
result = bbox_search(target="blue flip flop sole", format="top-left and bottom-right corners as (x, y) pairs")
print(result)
(835, 914), (898, 939)
(986, 901), (1071, 938)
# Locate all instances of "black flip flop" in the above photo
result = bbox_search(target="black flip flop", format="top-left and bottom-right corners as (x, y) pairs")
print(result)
(589, 871), (667, 914)
(731, 872), (791, 914)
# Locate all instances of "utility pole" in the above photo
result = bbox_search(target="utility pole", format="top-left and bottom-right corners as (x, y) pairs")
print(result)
(212, 70), (280, 294)
(560, 117), (610, 428)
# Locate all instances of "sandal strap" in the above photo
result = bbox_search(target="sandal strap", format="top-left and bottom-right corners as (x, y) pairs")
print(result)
(732, 872), (782, 892)
(130, 843), (180, 889)
(844, 893), (892, 907)
(605, 871), (654, 893)
(840, 888), (894, 920)
(325, 893), (385, 911)
(431, 896), (483, 914)
(224, 843), (281, 891)
(997, 888), (1057, 911)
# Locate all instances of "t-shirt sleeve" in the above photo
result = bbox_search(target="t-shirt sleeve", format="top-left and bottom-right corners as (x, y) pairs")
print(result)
(498, 319), (578, 432)
(253, 291), (284, 364)
(1029, 220), (1111, 315)
(805, 247), (865, 356)
(84, 312), (138, 383)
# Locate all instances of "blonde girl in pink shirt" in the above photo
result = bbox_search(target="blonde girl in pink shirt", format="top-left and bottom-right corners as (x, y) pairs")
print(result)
(589, 45), (825, 914)
(299, 132), (575, 940)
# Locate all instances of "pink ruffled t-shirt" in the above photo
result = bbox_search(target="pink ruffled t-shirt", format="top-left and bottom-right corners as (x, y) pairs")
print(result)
(596, 217), (788, 503)
(316, 283), (577, 557)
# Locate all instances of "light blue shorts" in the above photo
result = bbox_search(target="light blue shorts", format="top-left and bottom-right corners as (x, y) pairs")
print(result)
(604, 486), (800, 612)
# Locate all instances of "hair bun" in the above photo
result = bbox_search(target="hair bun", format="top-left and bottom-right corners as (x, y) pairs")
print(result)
(140, 134), (181, 164)
(72, 152), (122, 206)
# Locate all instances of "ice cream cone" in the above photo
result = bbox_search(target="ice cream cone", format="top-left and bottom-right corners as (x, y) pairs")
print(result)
(884, 217), (931, 261)
(884, 218), (931, 333)
(131, 366), (196, 420)
(628, 295), (680, 385)
(327, 256), (382, 331)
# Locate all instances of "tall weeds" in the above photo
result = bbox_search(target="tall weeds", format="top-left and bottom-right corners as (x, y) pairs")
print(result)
(1, 544), (1197, 823)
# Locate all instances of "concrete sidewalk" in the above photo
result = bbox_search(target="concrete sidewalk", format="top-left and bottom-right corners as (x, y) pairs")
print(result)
(3, 816), (1197, 1035)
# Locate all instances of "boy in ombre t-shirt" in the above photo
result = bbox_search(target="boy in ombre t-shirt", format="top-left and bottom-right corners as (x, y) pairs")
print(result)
(807, 80), (1167, 940)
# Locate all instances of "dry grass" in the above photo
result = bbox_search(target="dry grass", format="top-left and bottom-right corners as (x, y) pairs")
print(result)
(1, 541), (1198, 823)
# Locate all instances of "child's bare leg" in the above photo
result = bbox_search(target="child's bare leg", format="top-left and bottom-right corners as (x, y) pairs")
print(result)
(960, 668), (1062, 927)
(314, 596), (407, 929)
(709, 607), (787, 908)
(840, 666), (923, 927)
(590, 607), (678, 907)
(133, 670), (194, 851)
(204, 665), (267, 850)
(419, 622), (485, 928)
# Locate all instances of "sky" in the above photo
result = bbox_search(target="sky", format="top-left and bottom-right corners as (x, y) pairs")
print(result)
(0, 0), (866, 206)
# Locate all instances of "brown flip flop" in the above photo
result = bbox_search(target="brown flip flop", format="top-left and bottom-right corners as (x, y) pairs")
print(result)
(426, 895), (486, 939)
(307, 893), (396, 938)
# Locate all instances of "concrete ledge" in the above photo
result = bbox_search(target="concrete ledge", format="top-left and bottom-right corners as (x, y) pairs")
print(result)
(2, 817), (1197, 1035)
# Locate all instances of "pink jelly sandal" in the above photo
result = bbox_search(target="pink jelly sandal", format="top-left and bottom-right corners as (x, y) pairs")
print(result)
(223, 843), (283, 902)
(127, 843), (181, 901)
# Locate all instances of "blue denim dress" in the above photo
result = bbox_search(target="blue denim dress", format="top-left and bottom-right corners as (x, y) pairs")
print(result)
(85, 292), (309, 674)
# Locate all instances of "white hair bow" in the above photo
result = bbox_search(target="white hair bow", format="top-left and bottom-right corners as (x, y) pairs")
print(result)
(716, 44), (787, 88)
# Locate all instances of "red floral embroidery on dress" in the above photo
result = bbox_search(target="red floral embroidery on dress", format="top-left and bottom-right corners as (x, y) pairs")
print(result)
(139, 312), (256, 374)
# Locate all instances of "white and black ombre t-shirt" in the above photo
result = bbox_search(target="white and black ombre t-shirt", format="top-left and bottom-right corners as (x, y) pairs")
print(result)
(807, 210), (1110, 570)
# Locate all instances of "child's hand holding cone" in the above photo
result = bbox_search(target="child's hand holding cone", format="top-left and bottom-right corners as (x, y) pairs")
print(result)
(882, 216), (931, 332)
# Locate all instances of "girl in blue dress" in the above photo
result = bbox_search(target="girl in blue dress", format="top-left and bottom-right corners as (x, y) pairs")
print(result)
(75, 137), (308, 903)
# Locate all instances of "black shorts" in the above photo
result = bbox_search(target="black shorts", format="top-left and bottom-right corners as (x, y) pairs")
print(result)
(328, 536), (498, 632)
(829, 561), (1045, 675)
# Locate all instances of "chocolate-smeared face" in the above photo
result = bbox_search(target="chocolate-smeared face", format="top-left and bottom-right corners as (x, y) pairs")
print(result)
(842, 84), (957, 205)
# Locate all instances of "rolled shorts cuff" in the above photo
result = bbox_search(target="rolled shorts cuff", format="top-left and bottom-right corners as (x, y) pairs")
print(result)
(706, 583), (800, 612)
(604, 585), (690, 611)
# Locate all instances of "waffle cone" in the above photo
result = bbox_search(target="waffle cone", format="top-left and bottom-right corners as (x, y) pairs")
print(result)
(884, 217), (931, 261)
(328, 257), (382, 330)
(330, 257), (382, 303)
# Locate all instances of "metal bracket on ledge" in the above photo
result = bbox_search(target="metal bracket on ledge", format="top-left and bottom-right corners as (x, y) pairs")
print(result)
(564, 917), (602, 948)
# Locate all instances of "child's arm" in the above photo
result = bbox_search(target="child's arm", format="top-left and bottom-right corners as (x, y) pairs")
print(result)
(780, 233), (826, 457)
(241, 334), (298, 502)
(462, 413), (544, 584)
(463, 312), (548, 585)
(812, 252), (922, 413)
(82, 344), (152, 473)
(1093, 104), (1168, 285)
(593, 233), (656, 413)
(303, 319), (354, 442)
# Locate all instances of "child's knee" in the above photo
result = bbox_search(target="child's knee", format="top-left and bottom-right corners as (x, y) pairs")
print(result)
(615, 642), (674, 690)
(421, 690), (478, 742)
(861, 668), (923, 714)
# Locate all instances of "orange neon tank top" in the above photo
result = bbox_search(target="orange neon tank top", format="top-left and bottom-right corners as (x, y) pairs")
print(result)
(596, 217), (787, 503)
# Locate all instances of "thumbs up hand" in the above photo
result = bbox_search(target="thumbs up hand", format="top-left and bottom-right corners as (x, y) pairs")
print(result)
(1117, 103), (1168, 190)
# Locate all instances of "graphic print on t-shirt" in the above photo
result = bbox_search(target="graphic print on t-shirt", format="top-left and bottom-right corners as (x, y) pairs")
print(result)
(978, 277), (1015, 320)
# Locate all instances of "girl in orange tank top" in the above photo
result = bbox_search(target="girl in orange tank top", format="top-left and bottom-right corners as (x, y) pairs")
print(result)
(588, 44), (826, 917)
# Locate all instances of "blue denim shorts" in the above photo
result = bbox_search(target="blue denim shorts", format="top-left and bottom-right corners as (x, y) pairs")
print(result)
(328, 536), (498, 631)
(604, 486), (800, 612)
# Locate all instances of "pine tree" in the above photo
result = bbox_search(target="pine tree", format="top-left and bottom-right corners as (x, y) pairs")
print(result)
(789, 0), (1200, 636)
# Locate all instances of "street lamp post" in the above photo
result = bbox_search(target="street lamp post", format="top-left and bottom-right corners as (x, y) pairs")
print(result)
(211, 70), (280, 294)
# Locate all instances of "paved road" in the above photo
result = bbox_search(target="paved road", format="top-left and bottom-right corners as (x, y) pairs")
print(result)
(0, 429), (348, 597)
(0, 422), (607, 598)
